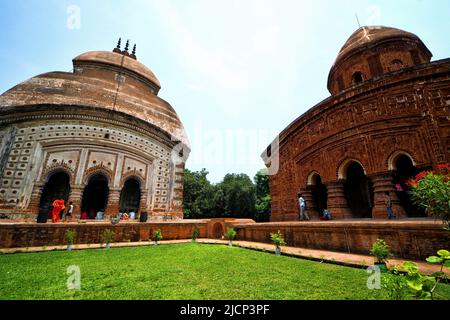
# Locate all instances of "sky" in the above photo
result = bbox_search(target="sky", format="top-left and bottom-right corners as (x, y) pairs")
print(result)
(0, 0), (449, 183)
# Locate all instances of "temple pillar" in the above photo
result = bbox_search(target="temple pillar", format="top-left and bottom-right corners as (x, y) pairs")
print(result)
(325, 180), (352, 219)
(28, 182), (44, 216)
(140, 189), (148, 213)
(369, 172), (406, 219)
(105, 187), (121, 218)
(68, 185), (84, 219)
(302, 187), (320, 220)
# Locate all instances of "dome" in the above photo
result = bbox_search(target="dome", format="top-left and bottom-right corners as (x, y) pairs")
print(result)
(0, 50), (189, 147)
(73, 51), (161, 91)
(335, 26), (430, 63)
(328, 26), (433, 95)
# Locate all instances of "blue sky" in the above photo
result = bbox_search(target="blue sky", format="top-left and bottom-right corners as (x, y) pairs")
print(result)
(0, 0), (449, 183)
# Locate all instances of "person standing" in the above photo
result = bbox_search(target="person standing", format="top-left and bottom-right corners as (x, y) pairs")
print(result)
(298, 194), (310, 221)
(51, 199), (65, 223)
(385, 192), (397, 220)
(65, 202), (74, 222)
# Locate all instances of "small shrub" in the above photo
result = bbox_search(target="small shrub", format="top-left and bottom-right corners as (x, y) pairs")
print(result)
(65, 229), (76, 246)
(225, 228), (237, 245)
(152, 229), (163, 244)
(101, 229), (115, 247)
(370, 239), (393, 264)
(270, 230), (286, 248)
(191, 225), (200, 242)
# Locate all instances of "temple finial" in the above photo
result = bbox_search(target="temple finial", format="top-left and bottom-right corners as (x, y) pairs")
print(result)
(130, 44), (137, 60)
(113, 37), (122, 53)
(122, 40), (130, 56)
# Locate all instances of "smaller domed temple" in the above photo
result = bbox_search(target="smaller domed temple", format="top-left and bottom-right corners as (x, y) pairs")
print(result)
(0, 40), (190, 220)
(262, 26), (450, 221)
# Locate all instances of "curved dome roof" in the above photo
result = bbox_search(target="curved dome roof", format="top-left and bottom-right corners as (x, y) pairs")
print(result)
(0, 51), (189, 147)
(333, 26), (431, 66)
(73, 51), (161, 89)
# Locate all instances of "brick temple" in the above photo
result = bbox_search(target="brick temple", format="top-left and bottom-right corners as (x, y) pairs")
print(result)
(0, 40), (190, 220)
(262, 26), (450, 221)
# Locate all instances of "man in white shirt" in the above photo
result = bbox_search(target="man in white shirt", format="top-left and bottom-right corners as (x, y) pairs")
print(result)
(298, 194), (310, 221)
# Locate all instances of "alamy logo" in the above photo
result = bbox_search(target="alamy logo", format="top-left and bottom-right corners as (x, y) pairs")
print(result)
(67, 265), (81, 290)
(366, 265), (381, 290)
(66, 5), (81, 30)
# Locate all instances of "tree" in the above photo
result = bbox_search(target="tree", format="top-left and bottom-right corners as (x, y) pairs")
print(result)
(183, 169), (215, 218)
(254, 169), (271, 222)
(218, 173), (256, 219)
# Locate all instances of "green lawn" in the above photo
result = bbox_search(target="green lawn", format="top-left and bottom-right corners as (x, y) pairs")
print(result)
(0, 243), (449, 300)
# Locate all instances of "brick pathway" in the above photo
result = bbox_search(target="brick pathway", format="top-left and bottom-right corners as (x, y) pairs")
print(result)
(0, 238), (447, 276)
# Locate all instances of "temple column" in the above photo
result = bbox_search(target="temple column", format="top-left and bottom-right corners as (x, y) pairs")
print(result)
(139, 189), (148, 213)
(68, 185), (84, 219)
(301, 187), (320, 220)
(28, 182), (44, 216)
(105, 187), (121, 218)
(325, 180), (352, 219)
(369, 172), (406, 219)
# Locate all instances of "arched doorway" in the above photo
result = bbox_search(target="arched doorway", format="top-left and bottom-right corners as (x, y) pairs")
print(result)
(343, 162), (374, 218)
(82, 173), (109, 219)
(38, 171), (71, 222)
(309, 173), (328, 217)
(119, 178), (141, 213)
(392, 154), (426, 217)
(213, 223), (224, 239)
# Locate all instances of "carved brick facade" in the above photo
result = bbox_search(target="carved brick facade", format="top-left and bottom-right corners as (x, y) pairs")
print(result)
(262, 26), (450, 222)
(0, 47), (190, 220)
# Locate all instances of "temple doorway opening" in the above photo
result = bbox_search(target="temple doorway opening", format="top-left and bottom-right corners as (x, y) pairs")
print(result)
(343, 162), (374, 218)
(309, 174), (328, 217)
(38, 171), (71, 222)
(392, 154), (426, 217)
(119, 178), (141, 213)
(82, 174), (109, 219)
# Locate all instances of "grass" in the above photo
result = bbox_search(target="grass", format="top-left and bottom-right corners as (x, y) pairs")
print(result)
(0, 243), (449, 300)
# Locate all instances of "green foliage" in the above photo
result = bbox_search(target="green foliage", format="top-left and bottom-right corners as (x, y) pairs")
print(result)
(225, 228), (237, 241)
(5, 244), (446, 300)
(408, 164), (450, 228)
(152, 229), (163, 243)
(183, 169), (217, 218)
(383, 249), (450, 300)
(183, 169), (257, 219)
(191, 225), (200, 242)
(101, 229), (115, 245)
(65, 229), (76, 246)
(220, 173), (256, 218)
(270, 230), (286, 248)
(370, 239), (393, 264)
(254, 169), (271, 222)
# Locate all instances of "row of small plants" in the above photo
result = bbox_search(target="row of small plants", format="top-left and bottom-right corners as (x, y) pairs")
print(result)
(64, 228), (165, 249)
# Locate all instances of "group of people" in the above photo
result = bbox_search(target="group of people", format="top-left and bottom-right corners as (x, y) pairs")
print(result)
(297, 191), (398, 221)
(48, 200), (144, 223)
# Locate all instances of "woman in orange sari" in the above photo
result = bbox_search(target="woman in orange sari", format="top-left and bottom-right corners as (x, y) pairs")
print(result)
(51, 199), (66, 223)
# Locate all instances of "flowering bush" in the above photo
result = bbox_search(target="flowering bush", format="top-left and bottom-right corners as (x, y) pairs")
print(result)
(407, 163), (450, 228)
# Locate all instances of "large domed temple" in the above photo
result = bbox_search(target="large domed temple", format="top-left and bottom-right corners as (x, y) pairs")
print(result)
(0, 41), (190, 220)
(262, 26), (450, 221)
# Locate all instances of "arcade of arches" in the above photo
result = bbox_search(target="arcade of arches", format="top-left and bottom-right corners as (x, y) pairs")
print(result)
(301, 153), (426, 220)
(37, 170), (144, 220)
